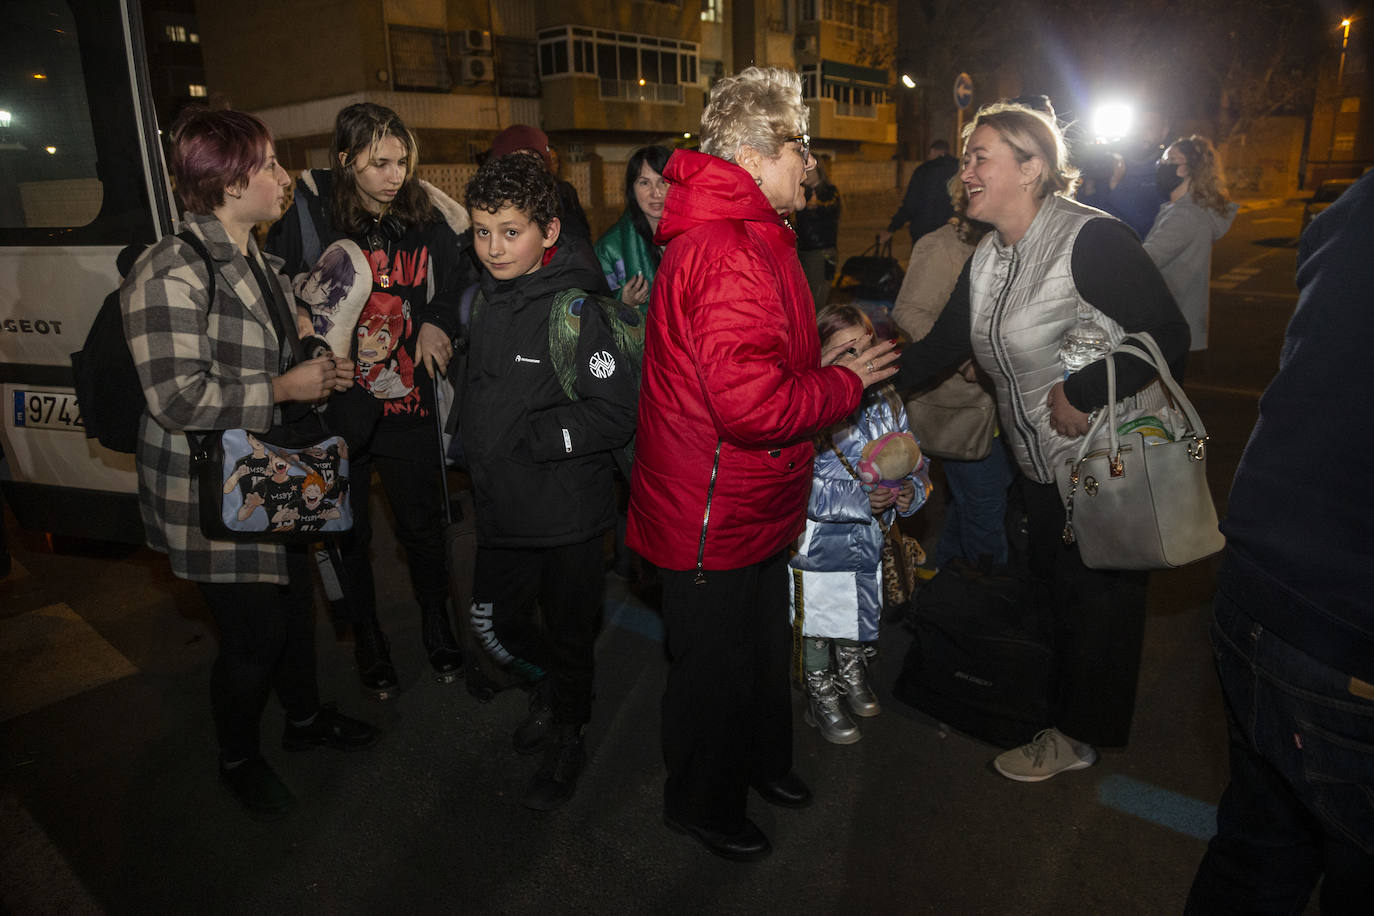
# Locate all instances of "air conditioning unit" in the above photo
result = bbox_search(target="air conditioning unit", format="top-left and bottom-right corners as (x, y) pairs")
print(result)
(794, 34), (817, 54)
(456, 29), (492, 55)
(460, 55), (495, 83)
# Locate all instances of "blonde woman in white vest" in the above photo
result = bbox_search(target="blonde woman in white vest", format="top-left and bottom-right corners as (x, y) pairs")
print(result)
(894, 102), (1190, 782)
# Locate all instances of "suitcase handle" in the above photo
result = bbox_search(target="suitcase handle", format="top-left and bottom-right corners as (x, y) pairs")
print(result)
(858, 234), (893, 259)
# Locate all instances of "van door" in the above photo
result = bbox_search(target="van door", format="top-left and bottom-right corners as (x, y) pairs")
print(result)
(0, 0), (175, 543)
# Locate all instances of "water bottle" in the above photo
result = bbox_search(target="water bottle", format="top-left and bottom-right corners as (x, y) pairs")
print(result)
(1058, 315), (1111, 378)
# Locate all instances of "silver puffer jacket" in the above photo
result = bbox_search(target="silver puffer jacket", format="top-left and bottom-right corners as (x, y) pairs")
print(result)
(968, 195), (1165, 484)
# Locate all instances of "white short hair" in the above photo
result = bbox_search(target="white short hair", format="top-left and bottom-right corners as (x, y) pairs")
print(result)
(700, 67), (808, 163)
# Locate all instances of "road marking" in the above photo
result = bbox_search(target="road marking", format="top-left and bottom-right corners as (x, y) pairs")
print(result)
(1186, 383), (1268, 398)
(1098, 774), (1216, 841)
(0, 795), (102, 915)
(605, 591), (664, 643)
(1209, 287), (1298, 301)
(0, 603), (138, 722)
(1211, 247), (1290, 290)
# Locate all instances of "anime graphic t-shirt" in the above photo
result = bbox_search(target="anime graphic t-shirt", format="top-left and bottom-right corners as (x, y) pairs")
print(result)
(352, 242), (431, 418)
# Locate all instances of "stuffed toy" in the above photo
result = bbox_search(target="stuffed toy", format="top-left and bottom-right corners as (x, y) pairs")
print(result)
(856, 431), (924, 498)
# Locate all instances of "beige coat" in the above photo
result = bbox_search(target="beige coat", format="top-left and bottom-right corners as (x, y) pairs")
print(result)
(891, 222), (997, 461)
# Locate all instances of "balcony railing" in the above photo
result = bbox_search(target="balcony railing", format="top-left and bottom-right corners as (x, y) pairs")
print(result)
(599, 79), (684, 104)
(835, 99), (877, 118)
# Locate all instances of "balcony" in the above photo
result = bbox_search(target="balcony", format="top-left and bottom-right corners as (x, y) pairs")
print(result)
(835, 99), (876, 118)
(598, 79), (685, 104)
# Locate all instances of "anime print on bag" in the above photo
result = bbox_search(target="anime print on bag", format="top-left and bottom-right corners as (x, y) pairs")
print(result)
(193, 428), (352, 543)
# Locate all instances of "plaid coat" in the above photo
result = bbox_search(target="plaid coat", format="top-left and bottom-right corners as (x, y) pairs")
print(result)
(121, 212), (293, 583)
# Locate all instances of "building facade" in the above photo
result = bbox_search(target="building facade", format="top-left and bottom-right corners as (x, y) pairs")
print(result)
(193, 0), (897, 217)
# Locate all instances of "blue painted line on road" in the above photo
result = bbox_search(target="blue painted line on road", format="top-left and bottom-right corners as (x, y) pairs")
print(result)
(606, 596), (664, 643)
(1097, 774), (1216, 841)
(605, 589), (1218, 847)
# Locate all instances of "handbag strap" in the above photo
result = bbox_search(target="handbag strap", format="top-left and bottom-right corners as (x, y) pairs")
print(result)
(1072, 331), (1209, 467)
(1062, 332), (1210, 546)
(830, 444), (895, 539)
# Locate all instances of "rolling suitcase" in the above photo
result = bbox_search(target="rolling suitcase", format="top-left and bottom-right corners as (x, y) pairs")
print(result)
(835, 236), (903, 302)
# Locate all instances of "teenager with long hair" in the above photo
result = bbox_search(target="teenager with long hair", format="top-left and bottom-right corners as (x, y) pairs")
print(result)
(266, 102), (476, 697)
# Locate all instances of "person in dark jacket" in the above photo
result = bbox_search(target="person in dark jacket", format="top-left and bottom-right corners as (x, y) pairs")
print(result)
(1184, 171), (1374, 915)
(879, 140), (959, 251)
(488, 124), (595, 250)
(265, 102), (475, 697)
(461, 152), (638, 811)
(795, 155), (840, 311)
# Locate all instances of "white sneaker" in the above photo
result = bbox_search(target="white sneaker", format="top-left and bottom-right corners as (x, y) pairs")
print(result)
(993, 728), (1097, 782)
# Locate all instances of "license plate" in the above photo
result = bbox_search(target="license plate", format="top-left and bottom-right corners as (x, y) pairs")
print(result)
(13, 389), (85, 432)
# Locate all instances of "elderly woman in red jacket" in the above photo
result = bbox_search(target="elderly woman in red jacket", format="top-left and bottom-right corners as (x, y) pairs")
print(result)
(627, 66), (898, 862)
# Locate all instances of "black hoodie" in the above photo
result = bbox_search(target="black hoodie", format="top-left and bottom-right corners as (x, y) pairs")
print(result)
(459, 237), (638, 548)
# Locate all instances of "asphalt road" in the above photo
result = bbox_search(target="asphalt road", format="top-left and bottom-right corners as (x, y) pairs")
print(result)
(0, 201), (1312, 915)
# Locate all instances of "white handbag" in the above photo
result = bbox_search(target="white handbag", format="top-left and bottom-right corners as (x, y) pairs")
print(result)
(1054, 333), (1225, 571)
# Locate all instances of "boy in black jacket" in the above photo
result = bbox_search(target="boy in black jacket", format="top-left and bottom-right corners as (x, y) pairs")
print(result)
(461, 153), (637, 810)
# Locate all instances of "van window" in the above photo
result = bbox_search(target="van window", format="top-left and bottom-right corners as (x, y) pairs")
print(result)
(0, 0), (158, 244)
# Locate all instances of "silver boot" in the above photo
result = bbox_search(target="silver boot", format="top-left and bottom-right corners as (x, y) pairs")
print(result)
(803, 669), (861, 745)
(835, 644), (881, 717)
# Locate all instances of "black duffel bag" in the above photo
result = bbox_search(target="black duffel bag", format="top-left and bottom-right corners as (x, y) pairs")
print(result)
(893, 558), (1053, 748)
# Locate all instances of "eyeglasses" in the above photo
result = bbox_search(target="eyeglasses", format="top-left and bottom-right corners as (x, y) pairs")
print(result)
(784, 134), (813, 162)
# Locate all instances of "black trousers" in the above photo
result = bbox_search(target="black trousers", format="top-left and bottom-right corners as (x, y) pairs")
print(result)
(473, 536), (605, 725)
(198, 547), (319, 764)
(1020, 475), (1149, 747)
(660, 550), (793, 833)
(336, 421), (448, 627)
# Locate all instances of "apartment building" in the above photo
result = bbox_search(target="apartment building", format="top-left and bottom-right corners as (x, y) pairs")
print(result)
(194, 0), (896, 212)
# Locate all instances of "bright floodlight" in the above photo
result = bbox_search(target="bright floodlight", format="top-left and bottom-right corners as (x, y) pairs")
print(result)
(901, 74), (916, 89)
(1092, 103), (1134, 142)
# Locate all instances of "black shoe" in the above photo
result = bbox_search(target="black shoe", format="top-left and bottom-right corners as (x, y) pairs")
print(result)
(354, 622), (399, 698)
(751, 771), (812, 808)
(219, 756), (295, 821)
(282, 703), (379, 752)
(512, 680), (554, 755)
(421, 603), (464, 684)
(522, 725), (587, 811)
(663, 814), (771, 862)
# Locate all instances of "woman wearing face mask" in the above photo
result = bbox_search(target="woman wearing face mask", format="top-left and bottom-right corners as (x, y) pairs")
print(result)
(595, 146), (671, 314)
(895, 101), (1189, 784)
(266, 102), (477, 697)
(1143, 135), (1237, 354)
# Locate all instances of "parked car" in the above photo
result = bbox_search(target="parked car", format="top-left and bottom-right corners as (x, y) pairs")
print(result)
(1301, 179), (1356, 233)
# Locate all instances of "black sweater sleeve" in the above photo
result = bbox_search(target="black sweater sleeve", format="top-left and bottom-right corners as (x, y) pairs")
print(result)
(893, 258), (974, 392)
(1062, 218), (1190, 411)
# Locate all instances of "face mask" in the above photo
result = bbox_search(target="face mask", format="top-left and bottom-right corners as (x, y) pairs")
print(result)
(1156, 160), (1185, 196)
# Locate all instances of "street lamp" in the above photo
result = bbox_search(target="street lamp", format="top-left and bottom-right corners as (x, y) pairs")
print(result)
(1323, 17), (1353, 181)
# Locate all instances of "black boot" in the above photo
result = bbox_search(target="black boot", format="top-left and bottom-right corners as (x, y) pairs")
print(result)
(523, 722), (587, 811)
(512, 678), (554, 755)
(354, 621), (398, 698)
(421, 603), (464, 684)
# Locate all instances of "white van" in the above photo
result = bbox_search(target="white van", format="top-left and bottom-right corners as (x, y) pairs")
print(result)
(1, 0), (176, 543)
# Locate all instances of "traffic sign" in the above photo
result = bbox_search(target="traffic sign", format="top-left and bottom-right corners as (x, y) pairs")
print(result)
(954, 73), (974, 110)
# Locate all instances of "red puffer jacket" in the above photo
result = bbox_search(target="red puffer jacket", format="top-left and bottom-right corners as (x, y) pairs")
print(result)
(627, 149), (862, 572)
